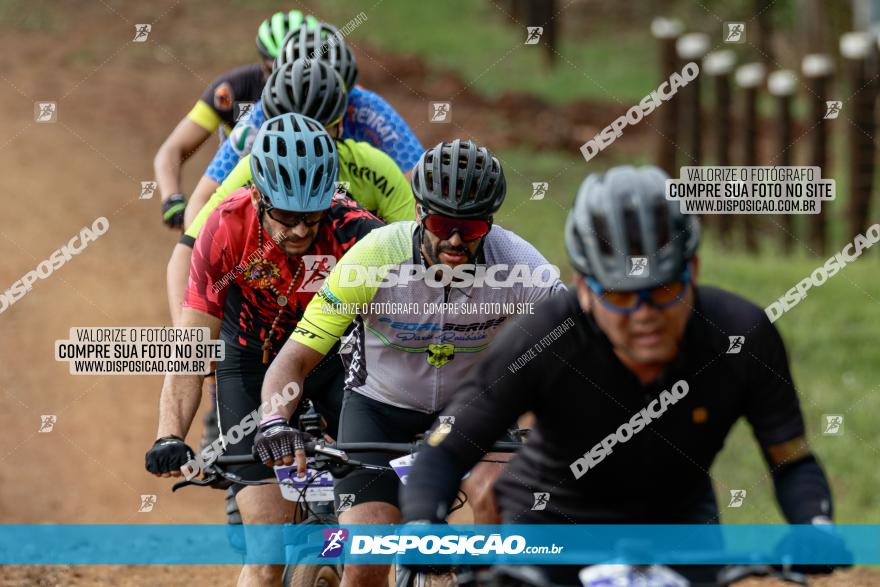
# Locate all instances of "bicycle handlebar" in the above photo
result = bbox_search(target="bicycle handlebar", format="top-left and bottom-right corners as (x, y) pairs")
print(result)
(214, 439), (523, 466)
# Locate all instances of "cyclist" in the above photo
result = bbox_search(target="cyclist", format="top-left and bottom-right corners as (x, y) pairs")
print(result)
(167, 57), (414, 326)
(253, 139), (565, 587)
(164, 57), (414, 506)
(182, 20), (423, 227)
(400, 165), (841, 585)
(145, 113), (383, 586)
(153, 10), (315, 229)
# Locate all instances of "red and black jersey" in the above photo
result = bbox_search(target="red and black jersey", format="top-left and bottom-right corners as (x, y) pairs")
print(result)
(185, 190), (383, 356)
(199, 64), (267, 129)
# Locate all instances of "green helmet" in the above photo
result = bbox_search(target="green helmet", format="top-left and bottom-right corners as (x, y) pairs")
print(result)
(256, 11), (318, 59)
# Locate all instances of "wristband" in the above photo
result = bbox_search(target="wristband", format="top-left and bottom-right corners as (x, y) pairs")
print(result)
(260, 416), (286, 427)
(156, 434), (183, 442)
(162, 193), (187, 221)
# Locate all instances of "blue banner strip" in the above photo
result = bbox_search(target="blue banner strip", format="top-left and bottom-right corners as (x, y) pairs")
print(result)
(0, 524), (872, 565)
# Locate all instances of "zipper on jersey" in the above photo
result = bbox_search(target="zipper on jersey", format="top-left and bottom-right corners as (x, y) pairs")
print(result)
(432, 285), (451, 412)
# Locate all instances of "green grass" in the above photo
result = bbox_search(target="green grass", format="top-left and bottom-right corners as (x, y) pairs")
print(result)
(701, 242), (880, 523)
(297, 0), (655, 103)
(492, 146), (880, 523)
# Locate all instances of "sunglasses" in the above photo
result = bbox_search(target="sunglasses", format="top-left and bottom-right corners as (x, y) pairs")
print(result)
(421, 212), (491, 241)
(587, 266), (691, 315)
(263, 205), (325, 229)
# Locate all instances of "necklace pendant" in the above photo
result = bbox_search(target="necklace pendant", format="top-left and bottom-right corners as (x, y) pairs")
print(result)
(277, 295), (288, 307)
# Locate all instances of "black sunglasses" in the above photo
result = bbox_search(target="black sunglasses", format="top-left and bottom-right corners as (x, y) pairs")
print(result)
(258, 200), (324, 229)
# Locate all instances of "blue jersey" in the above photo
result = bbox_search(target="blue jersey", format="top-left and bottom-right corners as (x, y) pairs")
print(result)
(205, 86), (423, 183)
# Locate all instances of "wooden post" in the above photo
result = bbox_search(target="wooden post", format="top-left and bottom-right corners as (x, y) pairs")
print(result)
(651, 17), (685, 176)
(676, 33), (711, 166)
(704, 50), (737, 243)
(801, 54), (835, 255)
(767, 70), (799, 254)
(755, 0), (776, 65)
(735, 63), (767, 253)
(841, 32), (876, 237)
(527, 0), (556, 67)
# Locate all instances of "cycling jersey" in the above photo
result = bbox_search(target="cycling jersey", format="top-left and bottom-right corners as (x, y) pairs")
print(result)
(291, 221), (566, 413)
(187, 64), (266, 134)
(204, 87), (423, 182)
(185, 190), (383, 354)
(181, 139), (414, 246)
(402, 287), (832, 525)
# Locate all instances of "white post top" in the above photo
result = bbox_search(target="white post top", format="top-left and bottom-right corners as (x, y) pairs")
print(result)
(801, 54), (835, 77)
(676, 32), (711, 59)
(768, 70), (798, 96)
(735, 62), (767, 87)
(651, 17), (685, 39)
(703, 50), (737, 75)
(840, 31), (873, 58)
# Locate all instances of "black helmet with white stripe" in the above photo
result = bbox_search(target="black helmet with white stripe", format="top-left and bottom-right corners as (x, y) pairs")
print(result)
(411, 140), (507, 218)
(565, 165), (700, 291)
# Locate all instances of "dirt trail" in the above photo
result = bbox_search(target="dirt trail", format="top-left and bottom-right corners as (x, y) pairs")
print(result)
(0, 1), (872, 585)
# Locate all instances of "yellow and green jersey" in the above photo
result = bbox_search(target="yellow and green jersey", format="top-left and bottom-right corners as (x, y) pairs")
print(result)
(183, 138), (415, 244)
(291, 221), (566, 413)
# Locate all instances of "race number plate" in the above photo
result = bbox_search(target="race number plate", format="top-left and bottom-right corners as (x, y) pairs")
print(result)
(274, 462), (334, 502)
(579, 564), (689, 587)
(390, 453), (416, 485)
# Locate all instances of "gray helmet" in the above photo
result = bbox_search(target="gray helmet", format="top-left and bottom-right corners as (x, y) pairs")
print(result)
(261, 58), (348, 125)
(277, 22), (358, 90)
(412, 140), (507, 218)
(565, 165), (700, 291)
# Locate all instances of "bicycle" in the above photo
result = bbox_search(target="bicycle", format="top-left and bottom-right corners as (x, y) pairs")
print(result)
(173, 411), (525, 587)
(172, 428), (812, 587)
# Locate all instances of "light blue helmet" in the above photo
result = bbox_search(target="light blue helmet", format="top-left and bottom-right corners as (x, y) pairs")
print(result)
(250, 113), (339, 212)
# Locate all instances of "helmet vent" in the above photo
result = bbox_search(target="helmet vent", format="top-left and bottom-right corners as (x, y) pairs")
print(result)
(654, 202), (671, 249)
(298, 168), (307, 188)
(276, 138), (287, 158)
(591, 213), (614, 256)
(623, 205), (644, 255)
(279, 165), (292, 192)
(313, 165), (325, 194)
(313, 137), (324, 157)
(296, 139), (307, 157)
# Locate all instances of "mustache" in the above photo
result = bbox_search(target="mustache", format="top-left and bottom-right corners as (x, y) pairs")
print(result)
(437, 245), (469, 255)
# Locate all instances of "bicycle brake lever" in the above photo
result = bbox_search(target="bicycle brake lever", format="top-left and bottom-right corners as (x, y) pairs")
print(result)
(312, 444), (350, 462)
(171, 475), (218, 492)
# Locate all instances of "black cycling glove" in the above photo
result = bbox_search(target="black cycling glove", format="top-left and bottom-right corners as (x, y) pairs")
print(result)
(162, 193), (186, 228)
(773, 521), (853, 574)
(253, 417), (303, 465)
(145, 435), (195, 474)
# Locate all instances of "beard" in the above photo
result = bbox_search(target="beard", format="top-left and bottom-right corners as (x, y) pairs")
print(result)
(422, 234), (474, 266)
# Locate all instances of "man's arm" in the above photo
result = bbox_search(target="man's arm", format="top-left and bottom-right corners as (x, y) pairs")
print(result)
(166, 243), (193, 327)
(183, 175), (222, 229)
(184, 156), (253, 234)
(745, 315), (834, 523)
(156, 308), (220, 440)
(260, 340), (326, 422)
(153, 117), (213, 202)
